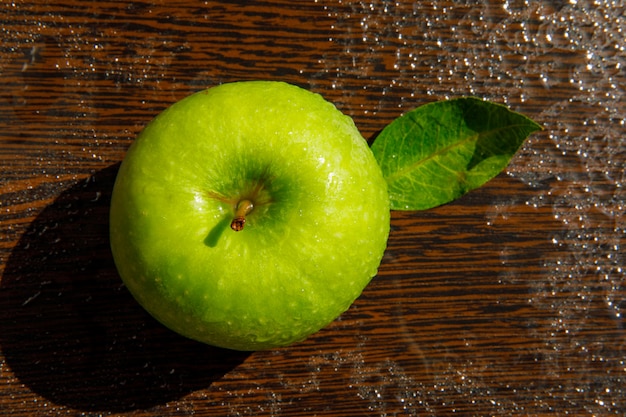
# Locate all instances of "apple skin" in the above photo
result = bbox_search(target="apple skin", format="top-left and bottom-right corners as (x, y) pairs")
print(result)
(110, 81), (390, 351)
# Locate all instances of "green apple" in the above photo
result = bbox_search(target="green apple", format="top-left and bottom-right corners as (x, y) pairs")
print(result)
(109, 81), (390, 351)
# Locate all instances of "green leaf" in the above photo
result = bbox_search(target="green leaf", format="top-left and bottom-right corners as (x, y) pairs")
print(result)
(371, 97), (542, 211)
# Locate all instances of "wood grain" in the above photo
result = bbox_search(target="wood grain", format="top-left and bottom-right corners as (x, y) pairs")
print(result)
(1, 0), (624, 415)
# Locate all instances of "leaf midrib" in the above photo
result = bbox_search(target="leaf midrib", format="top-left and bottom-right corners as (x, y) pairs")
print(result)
(384, 123), (531, 186)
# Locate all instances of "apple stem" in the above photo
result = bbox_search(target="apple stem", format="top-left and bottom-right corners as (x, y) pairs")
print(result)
(230, 199), (254, 231)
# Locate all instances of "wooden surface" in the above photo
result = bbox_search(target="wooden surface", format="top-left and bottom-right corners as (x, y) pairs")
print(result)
(1, 1), (624, 416)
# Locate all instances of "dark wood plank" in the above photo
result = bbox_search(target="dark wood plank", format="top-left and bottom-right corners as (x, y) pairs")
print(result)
(1, 0), (624, 415)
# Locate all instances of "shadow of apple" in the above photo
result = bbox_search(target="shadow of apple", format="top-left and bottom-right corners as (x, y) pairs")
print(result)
(0, 163), (250, 413)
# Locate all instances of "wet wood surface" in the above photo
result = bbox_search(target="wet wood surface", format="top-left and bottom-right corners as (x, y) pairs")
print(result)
(1, 1), (624, 416)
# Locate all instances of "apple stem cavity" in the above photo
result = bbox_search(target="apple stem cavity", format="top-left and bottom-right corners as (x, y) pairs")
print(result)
(231, 199), (254, 231)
